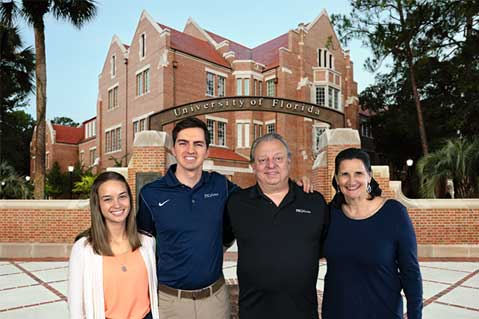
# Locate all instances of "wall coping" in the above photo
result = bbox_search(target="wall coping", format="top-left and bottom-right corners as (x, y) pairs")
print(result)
(317, 128), (360, 150)
(0, 199), (89, 209)
(133, 130), (172, 148)
(390, 181), (479, 209)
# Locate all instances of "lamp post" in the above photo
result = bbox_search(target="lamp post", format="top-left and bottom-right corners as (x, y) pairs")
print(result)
(68, 165), (74, 199)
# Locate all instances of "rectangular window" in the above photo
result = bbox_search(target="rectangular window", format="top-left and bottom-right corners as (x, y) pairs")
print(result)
(236, 78), (242, 95)
(266, 123), (275, 133)
(333, 88), (339, 109)
(259, 81), (263, 95)
(111, 55), (116, 77)
(217, 76), (225, 97)
(254, 124), (263, 140)
(328, 87), (334, 108)
(217, 121), (226, 146)
(89, 148), (97, 165)
(266, 79), (275, 97)
(206, 72), (215, 96)
(315, 86), (325, 106)
(108, 86), (118, 110)
(244, 79), (250, 95)
(207, 119), (215, 145)
(136, 69), (150, 96)
(318, 49), (322, 67)
(133, 118), (147, 135)
(140, 33), (146, 58)
(236, 123), (243, 148)
(253, 79), (257, 96)
(79, 151), (85, 165)
(106, 127), (121, 153)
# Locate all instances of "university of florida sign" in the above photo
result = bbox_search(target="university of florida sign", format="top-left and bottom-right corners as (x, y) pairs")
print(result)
(149, 96), (344, 130)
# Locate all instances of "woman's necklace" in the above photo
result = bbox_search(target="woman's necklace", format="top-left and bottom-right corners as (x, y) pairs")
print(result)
(114, 250), (130, 272)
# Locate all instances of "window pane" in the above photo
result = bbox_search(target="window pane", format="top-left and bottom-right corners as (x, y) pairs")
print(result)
(144, 69), (150, 93)
(218, 76), (225, 97)
(236, 78), (242, 95)
(315, 86), (325, 106)
(207, 119), (215, 144)
(206, 72), (215, 96)
(217, 122), (226, 146)
(244, 79), (250, 95)
(267, 80), (275, 97)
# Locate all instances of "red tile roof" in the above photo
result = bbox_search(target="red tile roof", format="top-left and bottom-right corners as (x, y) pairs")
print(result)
(206, 30), (252, 60)
(252, 33), (288, 70)
(206, 30), (288, 70)
(159, 24), (230, 68)
(52, 124), (84, 144)
(208, 147), (249, 162)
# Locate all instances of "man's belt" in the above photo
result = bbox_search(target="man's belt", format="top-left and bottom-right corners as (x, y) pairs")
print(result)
(158, 276), (225, 300)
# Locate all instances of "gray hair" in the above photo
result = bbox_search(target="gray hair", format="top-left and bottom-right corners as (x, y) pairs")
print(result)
(250, 133), (292, 162)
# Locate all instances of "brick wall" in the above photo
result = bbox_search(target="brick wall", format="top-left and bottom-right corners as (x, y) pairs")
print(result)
(0, 202), (90, 243)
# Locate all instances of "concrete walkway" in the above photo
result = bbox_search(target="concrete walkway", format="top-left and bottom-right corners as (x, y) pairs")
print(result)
(1, 259), (478, 318)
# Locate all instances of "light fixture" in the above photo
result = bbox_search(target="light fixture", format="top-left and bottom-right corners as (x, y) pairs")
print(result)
(406, 159), (413, 167)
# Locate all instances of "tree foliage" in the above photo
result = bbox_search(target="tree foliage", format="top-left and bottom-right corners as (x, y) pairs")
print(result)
(417, 138), (479, 198)
(52, 116), (79, 127)
(0, 161), (32, 199)
(1, 0), (97, 199)
(0, 22), (34, 164)
(2, 110), (35, 175)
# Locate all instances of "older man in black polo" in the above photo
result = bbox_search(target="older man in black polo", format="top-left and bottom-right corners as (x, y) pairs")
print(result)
(224, 133), (328, 319)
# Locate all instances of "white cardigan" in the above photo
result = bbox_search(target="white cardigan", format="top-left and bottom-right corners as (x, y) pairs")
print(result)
(68, 234), (159, 319)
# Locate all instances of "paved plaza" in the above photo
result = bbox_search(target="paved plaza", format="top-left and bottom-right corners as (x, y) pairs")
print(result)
(0, 257), (478, 318)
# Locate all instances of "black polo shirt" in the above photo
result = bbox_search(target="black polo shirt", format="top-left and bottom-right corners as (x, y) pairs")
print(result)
(224, 180), (328, 319)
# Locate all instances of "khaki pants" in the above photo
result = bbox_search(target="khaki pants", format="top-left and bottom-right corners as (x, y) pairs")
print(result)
(158, 283), (231, 319)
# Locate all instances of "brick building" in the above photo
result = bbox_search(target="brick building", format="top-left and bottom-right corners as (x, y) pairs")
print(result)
(30, 117), (97, 175)
(32, 9), (371, 187)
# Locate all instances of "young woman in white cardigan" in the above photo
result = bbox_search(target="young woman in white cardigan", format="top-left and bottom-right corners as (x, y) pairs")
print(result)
(68, 171), (159, 319)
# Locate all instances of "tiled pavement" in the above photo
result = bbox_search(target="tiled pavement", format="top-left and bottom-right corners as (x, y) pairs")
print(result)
(1, 259), (478, 318)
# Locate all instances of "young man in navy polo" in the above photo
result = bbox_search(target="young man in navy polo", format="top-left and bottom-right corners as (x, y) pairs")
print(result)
(137, 117), (235, 318)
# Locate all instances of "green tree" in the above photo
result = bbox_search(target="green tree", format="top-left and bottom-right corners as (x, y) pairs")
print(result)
(45, 161), (66, 198)
(52, 116), (79, 127)
(417, 138), (479, 198)
(1, 0), (97, 199)
(0, 161), (32, 199)
(0, 22), (34, 163)
(3, 110), (34, 175)
(73, 173), (96, 198)
(331, 0), (436, 154)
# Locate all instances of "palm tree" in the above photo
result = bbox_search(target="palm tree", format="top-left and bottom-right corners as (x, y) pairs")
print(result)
(417, 138), (479, 198)
(0, 23), (34, 164)
(0, 0), (97, 199)
(0, 161), (32, 199)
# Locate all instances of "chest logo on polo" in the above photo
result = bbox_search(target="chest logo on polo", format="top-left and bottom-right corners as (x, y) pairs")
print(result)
(158, 199), (170, 207)
(296, 208), (311, 214)
(204, 193), (219, 199)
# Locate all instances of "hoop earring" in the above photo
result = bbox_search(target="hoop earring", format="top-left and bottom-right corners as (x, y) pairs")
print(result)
(367, 183), (372, 194)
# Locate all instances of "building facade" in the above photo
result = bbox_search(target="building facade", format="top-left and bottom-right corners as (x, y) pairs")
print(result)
(33, 9), (370, 187)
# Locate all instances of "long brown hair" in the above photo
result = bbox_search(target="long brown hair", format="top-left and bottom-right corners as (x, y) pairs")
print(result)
(82, 171), (141, 255)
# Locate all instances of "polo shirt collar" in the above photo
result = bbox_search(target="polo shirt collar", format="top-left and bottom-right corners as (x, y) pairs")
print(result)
(249, 179), (297, 207)
(165, 164), (211, 188)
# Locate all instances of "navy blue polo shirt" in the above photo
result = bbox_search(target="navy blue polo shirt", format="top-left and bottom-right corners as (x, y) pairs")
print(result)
(137, 164), (237, 290)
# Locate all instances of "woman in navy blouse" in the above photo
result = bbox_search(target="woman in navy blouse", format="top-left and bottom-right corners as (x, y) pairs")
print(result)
(322, 148), (423, 319)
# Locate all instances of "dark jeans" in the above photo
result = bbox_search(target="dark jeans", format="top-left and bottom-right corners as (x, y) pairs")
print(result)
(143, 311), (153, 319)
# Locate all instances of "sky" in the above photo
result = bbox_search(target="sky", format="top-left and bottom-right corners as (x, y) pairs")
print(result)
(18, 0), (380, 124)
